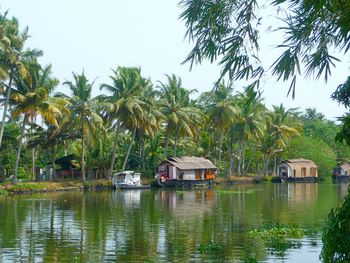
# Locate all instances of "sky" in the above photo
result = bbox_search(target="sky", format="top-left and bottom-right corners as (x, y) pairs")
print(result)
(1, 0), (348, 120)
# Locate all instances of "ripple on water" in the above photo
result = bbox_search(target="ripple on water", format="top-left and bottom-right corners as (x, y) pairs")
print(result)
(0, 185), (345, 262)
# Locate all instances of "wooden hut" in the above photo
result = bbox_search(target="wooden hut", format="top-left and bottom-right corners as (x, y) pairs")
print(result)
(278, 159), (318, 182)
(156, 156), (217, 187)
(54, 154), (81, 180)
(333, 163), (350, 181)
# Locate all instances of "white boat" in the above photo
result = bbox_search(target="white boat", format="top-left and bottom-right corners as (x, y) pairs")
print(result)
(112, 171), (150, 189)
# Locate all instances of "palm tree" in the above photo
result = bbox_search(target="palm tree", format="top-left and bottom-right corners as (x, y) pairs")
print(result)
(133, 84), (164, 170)
(232, 86), (265, 175)
(0, 13), (39, 148)
(100, 67), (153, 176)
(157, 74), (201, 158)
(27, 97), (71, 181)
(10, 61), (61, 183)
(260, 104), (301, 175)
(61, 72), (104, 181)
(204, 83), (240, 167)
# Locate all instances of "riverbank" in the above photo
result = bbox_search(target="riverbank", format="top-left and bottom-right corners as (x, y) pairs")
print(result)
(0, 176), (265, 196)
(214, 176), (265, 185)
(0, 180), (114, 195)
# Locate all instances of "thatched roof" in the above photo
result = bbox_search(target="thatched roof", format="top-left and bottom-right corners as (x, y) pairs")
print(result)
(162, 156), (217, 170)
(281, 158), (318, 168)
(339, 163), (350, 170)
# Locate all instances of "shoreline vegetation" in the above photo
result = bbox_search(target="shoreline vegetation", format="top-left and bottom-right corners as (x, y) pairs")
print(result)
(0, 176), (267, 195)
(0, 10), (349, 187)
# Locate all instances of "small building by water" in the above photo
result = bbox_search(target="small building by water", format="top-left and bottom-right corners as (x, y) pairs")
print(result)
(278, 159), (318, 182)
(156, 156), (217, 187)
(332, 163), (350, 181)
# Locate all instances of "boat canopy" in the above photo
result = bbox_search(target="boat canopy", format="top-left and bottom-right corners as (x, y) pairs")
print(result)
(160, 156), (217, 170)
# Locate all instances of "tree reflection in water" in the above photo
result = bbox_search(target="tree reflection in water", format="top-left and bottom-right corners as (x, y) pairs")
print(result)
(0, 184), (348, 262)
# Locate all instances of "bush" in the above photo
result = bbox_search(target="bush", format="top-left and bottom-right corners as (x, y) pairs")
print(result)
(17, 167), (28, 180)
(321, 188), (350, 262)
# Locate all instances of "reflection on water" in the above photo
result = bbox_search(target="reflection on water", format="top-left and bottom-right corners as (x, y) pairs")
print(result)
(0, 183), (348, 262)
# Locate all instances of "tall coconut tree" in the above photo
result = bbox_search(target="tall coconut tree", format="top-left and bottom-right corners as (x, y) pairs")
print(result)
(13, 61), (59, 180)
(204, 83), (240, 167)
(61, 72), (104, 181)
(10, 61), (61, 183)
(133, 84), (164, 170)
(157, 74), (200, 158)
(232, 86), (265, 175)
(0, 13), (40, 148)
(100, 67), (153, 176)
(27, 97), (71, 181)
(260, 104), (301, 175)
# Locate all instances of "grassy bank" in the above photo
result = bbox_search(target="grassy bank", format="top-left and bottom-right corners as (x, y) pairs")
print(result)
(214, 176), (264, 185)
(0, 180), (113, 195)
(0, 176), (265, 196)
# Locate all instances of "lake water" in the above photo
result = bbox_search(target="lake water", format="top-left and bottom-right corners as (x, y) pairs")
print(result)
(0, 183), (348, 262)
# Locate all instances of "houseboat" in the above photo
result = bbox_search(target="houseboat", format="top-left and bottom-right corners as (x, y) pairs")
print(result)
(112, 171), (150, 189)
(155, 156), (217, 187)
(278, 159), (318, 182)
(333, 163), (350, 182)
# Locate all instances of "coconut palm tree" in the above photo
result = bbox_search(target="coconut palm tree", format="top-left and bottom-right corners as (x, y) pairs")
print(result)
(10, 61), (61, 183)
(100, 67), (154, 176)
(0, 14), (39, 148)
(232, 86), (265, 175)
(260, 104), (301, 175)
(27, 97), (71, 181)
(13, 61), (60, 179)
(61, 71), (104, 181)
(133, 84), (164, 170)
(204, 83), (240, 167)
(157, 74), (201, 158)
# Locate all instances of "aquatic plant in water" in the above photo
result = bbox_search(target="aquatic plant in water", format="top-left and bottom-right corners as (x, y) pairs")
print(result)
(198, 241), (223, 254)
(248, 223), (311, 256)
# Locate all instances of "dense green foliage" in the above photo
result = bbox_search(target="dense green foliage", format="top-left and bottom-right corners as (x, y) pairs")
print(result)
(321, 188), (350, 262)
(0, 10), (348, 183)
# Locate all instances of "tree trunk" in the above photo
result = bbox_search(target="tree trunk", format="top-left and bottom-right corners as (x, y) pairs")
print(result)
(31, 117), (36, 181)
(81, 125), (85, 181)
(227, 139), (232, 178)
(237, 143), (243, 176)
(0, 71), (13, 148)
(13, 115), (28, 184)
(218, 130), (224, 168)
(31, 148), (35, 181)
(173, 126), (181, 157)
(163, 129), (170, 159)
(122, 128), (136, 172)
(274, 155), (277, 176)
(141, 140), (146, 171)
(108, 123), (120, 179)
(241, 142), (247, 176)
(63, 140), (68, 156)
(264, 155), (271, 175)
(51, 145), (57, 181)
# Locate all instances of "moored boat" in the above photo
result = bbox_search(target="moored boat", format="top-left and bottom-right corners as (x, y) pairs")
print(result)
(112, 171), (150, 189)
(277, 159), (318, 182)
(155, 156), (217, 187)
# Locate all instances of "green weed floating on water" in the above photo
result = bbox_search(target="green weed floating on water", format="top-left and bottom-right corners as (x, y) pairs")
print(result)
(198, 241), (223, 254)
(248, 223), (311, 256)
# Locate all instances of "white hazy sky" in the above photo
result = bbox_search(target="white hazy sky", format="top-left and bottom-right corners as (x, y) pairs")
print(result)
(1, 0), (348, 120)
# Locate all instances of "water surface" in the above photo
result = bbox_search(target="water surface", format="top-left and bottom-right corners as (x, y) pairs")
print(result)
(0, 183), (348, 262)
